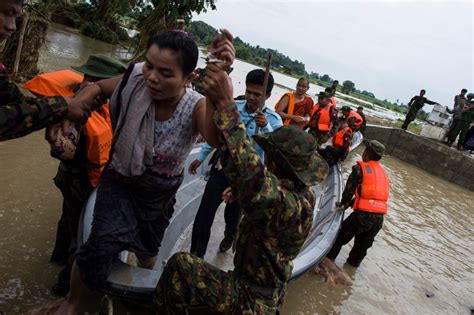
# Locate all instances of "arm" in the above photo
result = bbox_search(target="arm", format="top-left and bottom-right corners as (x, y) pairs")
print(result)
(275, 95), (291, 120)
(329, 107), (339, 136)
(197, 142), (213, 162)
(340, 132), (353, 160)
(408, 96), (416, 107)
(193, 97), (220, 148)
(424, 99), (438, 105)
(339, 164), (363, 207)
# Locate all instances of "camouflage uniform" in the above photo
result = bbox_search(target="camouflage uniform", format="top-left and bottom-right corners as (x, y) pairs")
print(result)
(401, 96), (437, 130)
(326, 140), (386, 267)
(155, 103), (329, 314)
(0, 68), (68, 141)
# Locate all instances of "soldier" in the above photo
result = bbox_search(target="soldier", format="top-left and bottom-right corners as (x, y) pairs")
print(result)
(357, 106), (367, 134)
(188, 69), (282, 258)
(341, 105), (363, 132)
(317, 116), (353, 166)
(401, 89), (439, 130)
(448, 100), (474, 150)
(325, 140), (390, 267)
(154, 63), (329, 313)
(0, 0), (94, 141)
(307, 91), (338, 145)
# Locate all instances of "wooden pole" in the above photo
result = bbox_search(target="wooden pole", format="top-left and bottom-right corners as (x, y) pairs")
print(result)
(12, 13), (29, 81)
(254, 52), (273, 134)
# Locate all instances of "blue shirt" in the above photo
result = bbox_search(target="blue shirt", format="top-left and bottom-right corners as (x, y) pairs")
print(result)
(198, 100), (283, 162)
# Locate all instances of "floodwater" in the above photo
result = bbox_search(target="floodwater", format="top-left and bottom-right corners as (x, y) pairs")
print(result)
(1, 24), (473, 314)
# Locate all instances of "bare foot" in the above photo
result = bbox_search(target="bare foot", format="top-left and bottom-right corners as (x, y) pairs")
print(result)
(313, 257), (353, 286)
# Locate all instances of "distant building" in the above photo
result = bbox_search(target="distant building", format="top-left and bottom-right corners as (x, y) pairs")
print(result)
(427, 104), (450, 128)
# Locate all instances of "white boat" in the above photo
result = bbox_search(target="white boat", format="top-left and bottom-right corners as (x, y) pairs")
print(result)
(78, 131), (363, 303)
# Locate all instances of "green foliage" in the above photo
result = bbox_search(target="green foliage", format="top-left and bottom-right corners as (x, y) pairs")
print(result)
(187, 21), (306, 76)
(361, 90), (375, 98)
(342, 80), (355, 94)
(320, 74), (333, 83)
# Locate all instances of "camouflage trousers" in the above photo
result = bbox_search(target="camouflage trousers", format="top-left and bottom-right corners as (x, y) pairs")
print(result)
(309, 129), (330, 146)
(155, 252), (280, 314)
(401, 107), (419, 129)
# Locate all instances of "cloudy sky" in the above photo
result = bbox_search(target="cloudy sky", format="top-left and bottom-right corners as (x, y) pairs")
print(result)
(195, 0), (473, 107)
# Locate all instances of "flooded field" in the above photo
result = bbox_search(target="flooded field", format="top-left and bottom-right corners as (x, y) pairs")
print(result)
(0, 24), (472, 314)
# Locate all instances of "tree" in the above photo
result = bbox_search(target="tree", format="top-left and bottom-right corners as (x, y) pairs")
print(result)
(342, 80), (355, 95)
(133, 0), (216, 60)
(320, 74), (332, 83)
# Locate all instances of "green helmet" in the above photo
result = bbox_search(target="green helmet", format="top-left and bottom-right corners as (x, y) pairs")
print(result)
(253, 125), (329, 186)
(71, 54), (126, 79)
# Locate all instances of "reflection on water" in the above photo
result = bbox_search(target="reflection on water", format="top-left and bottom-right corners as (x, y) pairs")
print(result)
(0, 24), (473, 314)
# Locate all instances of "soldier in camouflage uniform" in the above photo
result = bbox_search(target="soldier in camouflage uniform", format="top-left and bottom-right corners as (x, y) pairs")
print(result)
(326, 140), (389, 267)
(154, 63), (329, 314)
(401, 89), (439, 130)
(0, 0), (93, 141)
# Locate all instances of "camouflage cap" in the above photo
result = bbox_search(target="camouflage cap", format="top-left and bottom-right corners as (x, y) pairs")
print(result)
(253, 126), (329, 186)
(364, 139), (385, 157)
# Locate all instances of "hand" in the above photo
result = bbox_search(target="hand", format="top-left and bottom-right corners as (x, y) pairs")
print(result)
(202, 63), (234, 109)
(222, 187), (235, 203)
(255, 109), (268, 127)
(208, 29), (235, 68)
(63, 96), (91, 124)
(292, 115), (305, 123)
(188, 159), (202, 175)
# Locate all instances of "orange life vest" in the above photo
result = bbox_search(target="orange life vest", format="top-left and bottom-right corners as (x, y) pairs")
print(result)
(332, 126), (353, 148)
(83, 105), (113, 187)
(311, 104), (331, 131)
(23, 70), (83, 97)
(23, 70), (112, 187)
(353, 161), (390, 214)
(347, 110), (363, 127)
(276, 92), (295, 125)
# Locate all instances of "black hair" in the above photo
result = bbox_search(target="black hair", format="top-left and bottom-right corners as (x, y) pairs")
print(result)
(357, 106), (364, 110)
(333, 80), (339, 84)
(420, 89), (426, 94)
(246, 69), (274, 95)
(461, 88), (467, 93)
(147, 31), (198, 76)
(367, 148), (382, 161)
(298, 77), (309, 85)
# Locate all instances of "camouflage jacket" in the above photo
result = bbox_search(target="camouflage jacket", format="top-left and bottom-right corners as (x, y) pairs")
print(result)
(0, 69), (68, 141)
(214, 101), (316, 289)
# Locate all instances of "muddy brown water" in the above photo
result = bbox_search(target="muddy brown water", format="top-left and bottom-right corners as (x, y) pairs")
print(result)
(1, 24), (473, 314)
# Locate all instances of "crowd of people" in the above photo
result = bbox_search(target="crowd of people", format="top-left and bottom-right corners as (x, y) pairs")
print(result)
(10, 0), (471, 313)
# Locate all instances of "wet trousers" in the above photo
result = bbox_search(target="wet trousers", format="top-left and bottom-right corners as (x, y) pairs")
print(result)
(326, 211), (384, 267)
(401, 107), (419, 130)
(155, 252), (280, 314)
(190, 166), (240, 258)
(75, 170), (179, 289)
(51, 163), (93, 266)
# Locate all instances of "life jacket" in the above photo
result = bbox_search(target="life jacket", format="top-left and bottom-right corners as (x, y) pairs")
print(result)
(310, 104), (331, 131)
(276, 92), (295, 125)
(353, 160), (390, 214)
(332, 126), (353, 148)
(83, 105), (113, 187)
(23, 70), (83, 97)
(23, 70), (112, 187)
(347, 110), (363, 127)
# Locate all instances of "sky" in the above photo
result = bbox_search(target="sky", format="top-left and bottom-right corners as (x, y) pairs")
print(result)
(194, 0), (473, 107)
